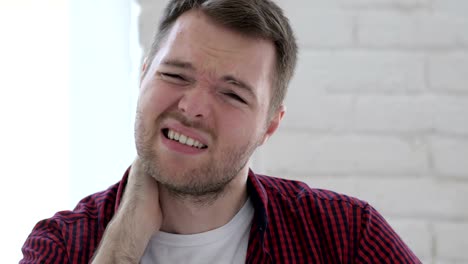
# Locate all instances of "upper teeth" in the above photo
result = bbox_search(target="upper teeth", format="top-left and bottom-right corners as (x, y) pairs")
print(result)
(167, 129), (206, 149)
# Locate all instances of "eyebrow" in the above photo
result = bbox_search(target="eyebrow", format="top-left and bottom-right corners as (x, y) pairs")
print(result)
(161, 59), (195, 70)
(161, 58), (256, 98)
(222, 75), (256, 99)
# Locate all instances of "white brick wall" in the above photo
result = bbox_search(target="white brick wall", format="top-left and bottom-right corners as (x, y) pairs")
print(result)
(137, 0), (468, 262)
(435, 223), (468, 262)
(433, 97), (468, 135)
(291, 51), (427, 93)
(429, 53), (468, 92)
(263, 132), (430, 176)
(431, 137), (468, 179)
(357, 12), (468, 48)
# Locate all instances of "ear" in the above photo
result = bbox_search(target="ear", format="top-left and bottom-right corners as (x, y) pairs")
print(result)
(140, 58), (148, 84)
(259, 105), (286, 146)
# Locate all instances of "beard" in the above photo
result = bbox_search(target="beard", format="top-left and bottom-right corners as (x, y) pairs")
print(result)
(135, 111), (260, 201)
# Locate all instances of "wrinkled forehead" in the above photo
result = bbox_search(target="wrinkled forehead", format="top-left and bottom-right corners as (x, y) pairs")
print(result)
(161, 11), (275, 66)
(153, 10), (276, 99)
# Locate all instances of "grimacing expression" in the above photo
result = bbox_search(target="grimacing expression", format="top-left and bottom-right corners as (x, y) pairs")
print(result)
(134, 10), (283, 196)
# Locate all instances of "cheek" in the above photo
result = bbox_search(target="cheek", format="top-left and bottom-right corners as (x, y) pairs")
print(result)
(138, 82), (175, 117)
(220, 114), (263, 146)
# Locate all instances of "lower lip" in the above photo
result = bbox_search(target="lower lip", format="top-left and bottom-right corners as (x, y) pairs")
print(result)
(161, 133), (207, 155)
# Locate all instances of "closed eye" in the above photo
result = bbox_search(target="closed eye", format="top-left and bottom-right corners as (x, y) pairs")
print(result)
(159, 72), (184, 80)
(223, 92), (247, 104)
(159, 72), (188, 84)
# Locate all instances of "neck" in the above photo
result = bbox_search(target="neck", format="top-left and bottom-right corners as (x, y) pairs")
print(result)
(159, 168), (249, 234)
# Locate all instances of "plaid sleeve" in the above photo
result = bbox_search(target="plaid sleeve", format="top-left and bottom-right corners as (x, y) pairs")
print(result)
(20, 219), (69, 264)
(355, 204), (422, 264)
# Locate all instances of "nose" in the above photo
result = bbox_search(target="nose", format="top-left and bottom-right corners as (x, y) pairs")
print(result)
(177, 86), (211, 119)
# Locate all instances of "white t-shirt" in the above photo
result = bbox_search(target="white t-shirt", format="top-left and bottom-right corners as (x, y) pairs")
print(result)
(140, 199), (254, 264)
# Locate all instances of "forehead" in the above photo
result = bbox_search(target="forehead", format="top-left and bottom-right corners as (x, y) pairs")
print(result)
(152, 10), (276, 96)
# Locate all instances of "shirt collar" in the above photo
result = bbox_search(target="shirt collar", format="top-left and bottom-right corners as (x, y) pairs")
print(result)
(246, 169), (269, 234)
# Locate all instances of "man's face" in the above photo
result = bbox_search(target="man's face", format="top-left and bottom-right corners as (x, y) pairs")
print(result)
(135, 10), (283, 196)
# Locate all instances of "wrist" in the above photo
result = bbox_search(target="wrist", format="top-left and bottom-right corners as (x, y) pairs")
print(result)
(115, 201), (161, 241)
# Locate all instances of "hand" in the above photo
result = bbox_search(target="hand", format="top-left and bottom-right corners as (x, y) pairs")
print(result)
(91, 157), (162, 263)
(119, 157), (163, 230)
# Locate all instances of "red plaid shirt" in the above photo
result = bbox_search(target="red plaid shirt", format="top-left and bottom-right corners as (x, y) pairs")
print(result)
(21, 169), (421, 263)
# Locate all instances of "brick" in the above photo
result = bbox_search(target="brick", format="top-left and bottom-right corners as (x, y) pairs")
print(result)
(429, 53), (468, 93)
(357, 12), (468, 48)
(431, 137), (468, 178)
(435, 222), (468, 261)
(433, 0), (468, 18)
(433, 96), (468, 135)
(290, 11), (354, 48)
(275, 0), (355, 48)
(293, 51), (426, 93)
(269, 176), (468, 219)
(282, 95), (438, 133)
(353, 95), (432, 133)
(341, 0), (430, 9)
(263, 132), (430, 175)
(282, 95), (354, 131)
(385, 218), (432, 260)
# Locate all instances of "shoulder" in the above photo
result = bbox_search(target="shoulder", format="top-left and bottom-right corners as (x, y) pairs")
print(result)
(54, 180), (120, 225)
(252, 174), (373, 261)
(254, 173), (376, 237)
(21, 181), (122, 263)
(252, 174), (421, 262)
(255, 174), (368, 209)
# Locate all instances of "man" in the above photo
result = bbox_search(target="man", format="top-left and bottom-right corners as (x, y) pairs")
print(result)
(21, 0), (421, 263)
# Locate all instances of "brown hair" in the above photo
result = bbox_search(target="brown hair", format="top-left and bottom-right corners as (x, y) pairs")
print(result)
(145, 0), (297, 116)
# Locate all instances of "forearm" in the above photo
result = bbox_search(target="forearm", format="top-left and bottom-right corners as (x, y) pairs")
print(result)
(92, 159), (161, 263)
(91, 202), (158, 263)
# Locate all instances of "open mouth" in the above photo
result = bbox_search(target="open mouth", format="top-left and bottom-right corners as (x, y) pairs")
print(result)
(162, 128), (208, 149)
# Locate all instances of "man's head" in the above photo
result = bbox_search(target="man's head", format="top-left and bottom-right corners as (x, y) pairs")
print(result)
(143, 0), (297, 116)
(135, 0), (297, 199)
